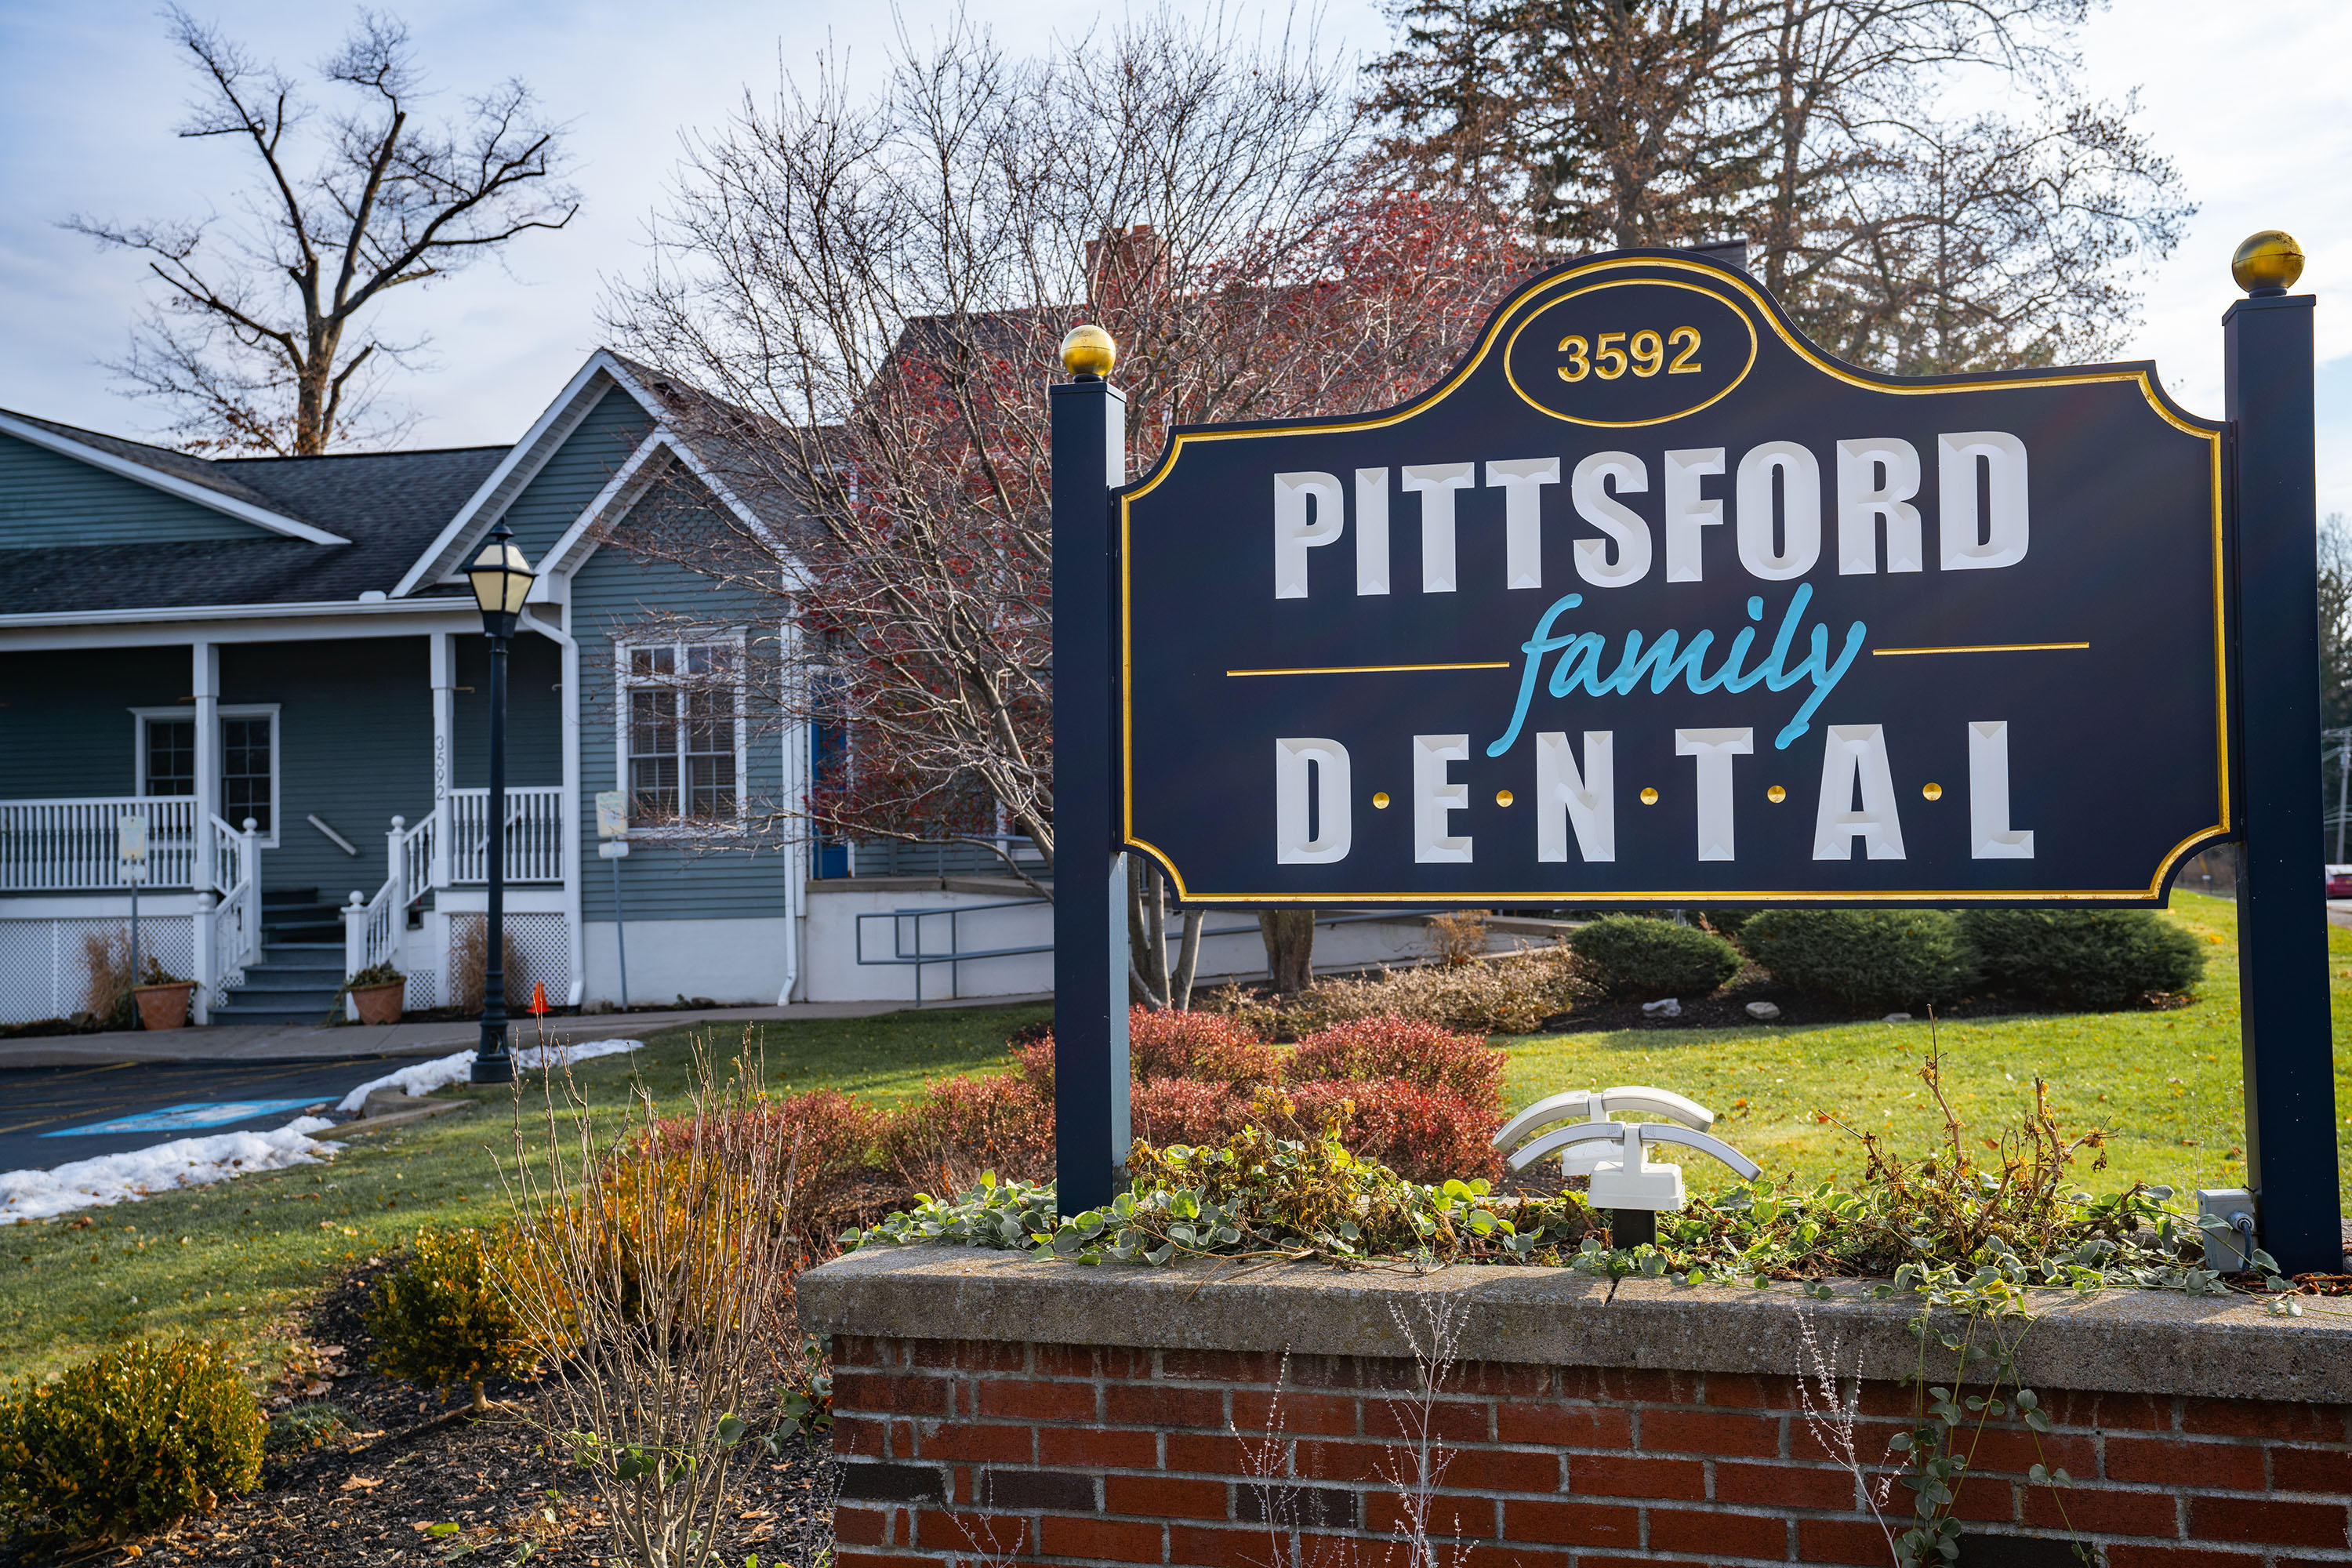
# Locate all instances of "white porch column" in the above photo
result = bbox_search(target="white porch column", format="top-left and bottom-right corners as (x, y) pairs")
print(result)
(535, 612), (586, 1007)
(193, 891), (216, 1025)
(430, 632), (456, 891)
(192, 641), (220, 890)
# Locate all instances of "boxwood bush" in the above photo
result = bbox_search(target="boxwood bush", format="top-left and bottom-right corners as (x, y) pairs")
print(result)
(1958, 909), (2205, 1009)
(365, 1226), (543, 1410)
(1740, 909), (1975, 1012)
(0, 1338), (263, 1541)
(1567, 915), (1743, 1001)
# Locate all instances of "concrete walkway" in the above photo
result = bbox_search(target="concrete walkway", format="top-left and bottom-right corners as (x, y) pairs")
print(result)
(0, 993), (1051, 1069)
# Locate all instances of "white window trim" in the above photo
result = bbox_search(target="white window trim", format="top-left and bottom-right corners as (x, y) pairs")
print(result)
(613, 630), (751, 837)
(130, 703), (284, 848)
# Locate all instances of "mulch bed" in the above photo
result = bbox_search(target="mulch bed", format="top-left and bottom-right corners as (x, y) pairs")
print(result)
(1, 1264), (838, 1568)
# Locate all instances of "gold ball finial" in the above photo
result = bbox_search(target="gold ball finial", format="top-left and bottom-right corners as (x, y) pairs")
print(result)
(1060, 324), (1116, 379)
(2232, 230), (2304, 294)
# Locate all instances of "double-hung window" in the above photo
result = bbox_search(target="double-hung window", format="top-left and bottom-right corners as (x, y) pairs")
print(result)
(621, 637), (745, 826)
(130, 706), (281, 844)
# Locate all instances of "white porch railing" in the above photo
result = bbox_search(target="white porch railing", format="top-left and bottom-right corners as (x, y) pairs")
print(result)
(448, 786), (565, 884)
(204, 815), (263, 1006)
(0, 796), (199, 891)
(0, 790), (564, 1016)
(342, 793), (564, 1005)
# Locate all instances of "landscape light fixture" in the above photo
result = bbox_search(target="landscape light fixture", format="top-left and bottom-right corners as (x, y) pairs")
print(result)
(468, 520), (535, 1086)
(1494, 1084), (1762, 1247)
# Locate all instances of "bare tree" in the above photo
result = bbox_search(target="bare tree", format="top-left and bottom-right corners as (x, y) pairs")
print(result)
(605, 12), (1530, 985)
(66, 6), (579, 454)
(501, 1041), (805, 1568)
(2321, 514), (2352, 731)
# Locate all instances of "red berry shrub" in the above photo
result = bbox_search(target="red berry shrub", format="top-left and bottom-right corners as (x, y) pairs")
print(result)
(647, 1087), (883, 1189)
(1127, 1007), (1283, 1087)
(1284, 1080), (1506, 1183)
(1283, 1016), (1504, 1103)
(1129, 1076), (1258, 1149)
(810, 1010), (1513, 1203)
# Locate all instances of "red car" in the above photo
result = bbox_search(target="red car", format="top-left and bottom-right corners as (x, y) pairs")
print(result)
(2328, 866), (2352, 898)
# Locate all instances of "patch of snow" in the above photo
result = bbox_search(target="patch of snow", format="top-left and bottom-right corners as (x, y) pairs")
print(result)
(2, 1118), (343, 1223)
(333, 1038), (645, 1113)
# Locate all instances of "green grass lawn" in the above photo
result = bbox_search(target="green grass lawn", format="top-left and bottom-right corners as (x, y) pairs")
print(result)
(0, 1003), (1047, 1384)
(4, 892), (2347, 1385)
(1500, 893), (2352, 1207)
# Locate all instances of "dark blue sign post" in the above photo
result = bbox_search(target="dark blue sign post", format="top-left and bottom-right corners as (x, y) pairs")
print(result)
(1051, 327), (1131, 1214)
(1051, 241), (2339, 1272)
(2226, 238), (2340, 1275)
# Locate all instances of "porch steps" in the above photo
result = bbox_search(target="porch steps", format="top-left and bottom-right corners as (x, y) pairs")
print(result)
(210, 890), (354, 1025)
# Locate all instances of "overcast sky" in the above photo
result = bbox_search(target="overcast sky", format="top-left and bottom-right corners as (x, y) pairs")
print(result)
(2, 0), (2347, 516)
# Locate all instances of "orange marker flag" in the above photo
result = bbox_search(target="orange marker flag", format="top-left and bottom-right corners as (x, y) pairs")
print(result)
(530, 981), (548, 1016)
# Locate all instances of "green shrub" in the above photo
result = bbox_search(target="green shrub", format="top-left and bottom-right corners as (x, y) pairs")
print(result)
(264, 1401), (351, 1456)
(1698, 909), (1752, 942)
(1958, 909), (2205, 1010)
(1567, 915), (1742, 1000)
(365, 1227), (541, 1410)
(0, 1338), (263, 1541)
(1741, 909), (1975, 1012)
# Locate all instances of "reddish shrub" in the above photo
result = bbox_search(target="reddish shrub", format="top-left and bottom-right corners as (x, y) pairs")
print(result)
(1126, 1007), (1282, 1087)
(1284, 1017), (1504, 1104)
(1129, 1076), (1257, 1149)
(873, 1011), (1508, 1195)
(882, 1070), (1055, 1186)
(1287, 1079), (1506, 1184)
(645, 1088), (884, 1190)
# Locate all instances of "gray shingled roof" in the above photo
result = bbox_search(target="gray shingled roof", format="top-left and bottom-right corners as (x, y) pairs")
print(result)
(0, 416), (506, 613)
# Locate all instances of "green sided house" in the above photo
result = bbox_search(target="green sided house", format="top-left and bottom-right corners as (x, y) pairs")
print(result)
(0, 350), (1436, 1026)
(0, 351), (847, 1024)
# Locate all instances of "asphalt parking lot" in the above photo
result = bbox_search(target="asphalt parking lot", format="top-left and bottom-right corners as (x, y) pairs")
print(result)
(0, 1056), (413, 1173)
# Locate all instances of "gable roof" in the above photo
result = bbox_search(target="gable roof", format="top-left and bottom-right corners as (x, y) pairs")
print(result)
(395, 350), (803, 598)
(0, 411), (352, 545)
(0, 441), (505, 615)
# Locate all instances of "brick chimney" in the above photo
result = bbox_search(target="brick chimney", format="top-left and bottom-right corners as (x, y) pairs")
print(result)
(1084, 223), (1168, 312)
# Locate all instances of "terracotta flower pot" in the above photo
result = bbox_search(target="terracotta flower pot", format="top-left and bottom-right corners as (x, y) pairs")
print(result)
(350, 981), (405, 1025)
(133, 982), (195, 1031)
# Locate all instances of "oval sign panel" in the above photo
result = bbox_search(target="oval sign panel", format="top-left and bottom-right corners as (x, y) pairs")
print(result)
(1504, 277), (1757, 426)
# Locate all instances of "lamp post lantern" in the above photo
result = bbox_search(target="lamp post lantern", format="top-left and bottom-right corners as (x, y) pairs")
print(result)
(466, 519), (535, 1085)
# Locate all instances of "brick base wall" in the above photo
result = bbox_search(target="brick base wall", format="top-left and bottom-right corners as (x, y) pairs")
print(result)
(829, 1334), (2352, 1568)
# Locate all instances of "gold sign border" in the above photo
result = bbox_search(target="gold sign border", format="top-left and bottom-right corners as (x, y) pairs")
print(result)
(1116, 253), (2232, 906)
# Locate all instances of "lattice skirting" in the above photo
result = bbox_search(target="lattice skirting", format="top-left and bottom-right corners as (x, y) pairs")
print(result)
(402, 969), (439, 1012)
(0, 915), (197, 1025)
(439, 913), (572, 1011)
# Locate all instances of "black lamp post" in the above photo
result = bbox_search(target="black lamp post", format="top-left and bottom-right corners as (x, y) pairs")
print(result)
(466, 520), (535, 1086)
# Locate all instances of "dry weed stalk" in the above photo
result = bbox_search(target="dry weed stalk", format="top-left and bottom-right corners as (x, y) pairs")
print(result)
(1792, 1305), (1900, 1557)
(80, 926), (136, 1021)
(449, 916), (525, 1017)
(1422, 912), (1491, 967)
(1376, 1293), (1470, 1568)
(1229, 1352), (1356, 1568)
(499, 1040), (803, 1568)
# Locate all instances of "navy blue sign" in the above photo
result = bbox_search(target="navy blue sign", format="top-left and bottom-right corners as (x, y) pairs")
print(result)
(1118, 250), (2230, 905)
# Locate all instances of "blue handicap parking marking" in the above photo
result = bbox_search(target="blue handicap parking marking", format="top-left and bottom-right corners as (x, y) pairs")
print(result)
(42, 1098), (328, 1138)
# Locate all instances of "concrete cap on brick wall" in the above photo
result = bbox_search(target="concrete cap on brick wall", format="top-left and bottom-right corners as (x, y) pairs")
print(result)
(798, 1244), (2352, 1405)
